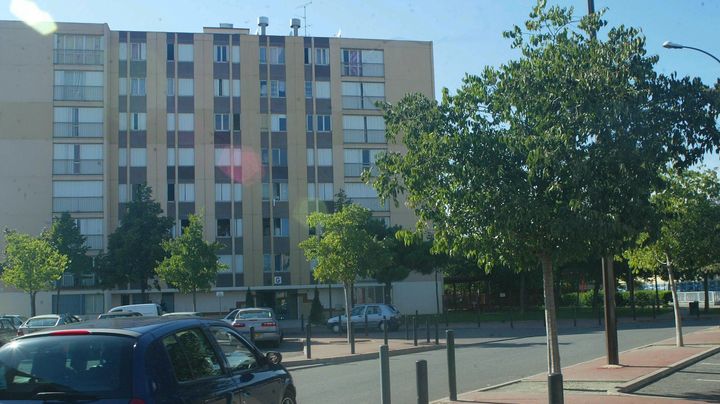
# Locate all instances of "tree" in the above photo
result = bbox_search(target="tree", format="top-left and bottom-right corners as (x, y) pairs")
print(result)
(245, 287), (255, 307)
(156, 213), (225, 311)
(299, 203), (389, 352)
(625, 169), (720, 347)
(42, 212), (92, 313)
(98, 185), (173, 301)
(309, 288), (324, 324)
(2, 230), (68, 316)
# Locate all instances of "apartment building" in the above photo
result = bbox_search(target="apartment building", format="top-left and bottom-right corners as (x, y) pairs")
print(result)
(0, 18), (438, 318)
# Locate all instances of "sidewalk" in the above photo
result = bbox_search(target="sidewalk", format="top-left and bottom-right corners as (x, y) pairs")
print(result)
(431, 326), (720, 403)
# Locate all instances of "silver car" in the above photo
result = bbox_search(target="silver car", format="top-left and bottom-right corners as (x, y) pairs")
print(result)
(224, 308), (283, 347)
(327, 304), (401, 332)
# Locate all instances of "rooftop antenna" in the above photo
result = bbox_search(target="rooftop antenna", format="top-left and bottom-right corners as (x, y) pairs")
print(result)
(298, 1), (311, 36)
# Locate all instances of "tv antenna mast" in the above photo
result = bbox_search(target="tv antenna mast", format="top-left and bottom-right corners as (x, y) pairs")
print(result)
(298, 1), (312, 36)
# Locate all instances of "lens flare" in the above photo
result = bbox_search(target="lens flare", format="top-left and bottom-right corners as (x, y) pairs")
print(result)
(10, 0), (57, 35)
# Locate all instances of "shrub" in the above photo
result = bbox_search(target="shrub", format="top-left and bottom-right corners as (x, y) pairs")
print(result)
(309, 288), (324, 324)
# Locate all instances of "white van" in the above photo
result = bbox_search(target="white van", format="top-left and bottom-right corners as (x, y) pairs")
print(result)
(107, 303), (162, 317)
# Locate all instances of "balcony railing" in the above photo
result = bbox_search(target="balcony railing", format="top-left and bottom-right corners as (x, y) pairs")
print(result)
(53, 85), (103, 101)
(53, 49), (104, 65)
(53, 122), (103, 137)
(52, 197), (103, 213)
(342, 62), (384, 77)
(342, 95), (384, 110)
(350, 197), (388, 211)
(343, 129), (386, 144)
(53, 159), (103, 175)
(344, 163), (378, 177)
(84, 235), (103, 250)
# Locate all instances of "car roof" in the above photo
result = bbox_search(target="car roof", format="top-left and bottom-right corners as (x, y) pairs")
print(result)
(27, 314), (61, 319)
(15, 317), (230, 341)
(238, 307), (273, 312)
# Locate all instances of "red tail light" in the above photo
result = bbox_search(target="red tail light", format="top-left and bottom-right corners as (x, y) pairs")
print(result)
(16, 330), (23, 336)
(129, 399), (146, 404)
(261, 322), (276, 327)
(233, 323), (246, 328)
(50, 330), (91, 336)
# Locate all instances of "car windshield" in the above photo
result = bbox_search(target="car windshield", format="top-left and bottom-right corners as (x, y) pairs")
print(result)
(237, 310), (272, 319)
(25, 318), (58, 327)
(0, 335), (134, 400)
(351, 307), (365, 316)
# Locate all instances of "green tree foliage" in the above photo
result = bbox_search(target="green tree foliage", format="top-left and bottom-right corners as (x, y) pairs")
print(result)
(1, 230), (68, 316)
(98, 185), (173, 301)
(245, 287), (255, 307)
(299, 204), (389, 349)
(624, 169), (720, 347)
(309, 288), (324, 324)
(156, 214), (225, 311)
(42, 212), (92, 313)
(371, 1), (719, 392)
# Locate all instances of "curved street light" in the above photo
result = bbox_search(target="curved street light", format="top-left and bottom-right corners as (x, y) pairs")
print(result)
(662, 41), (720, 65)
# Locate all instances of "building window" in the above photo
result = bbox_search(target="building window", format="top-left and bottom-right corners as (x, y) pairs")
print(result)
(52, 143), (103, 175)
(344, 182), (387, 211)
(53, 34), (104, 65)
(118, 148), (127, 167)
(53, 107), (103, 138)
(259, 47), (266, 64)
(316, 115), (331, 132)
(130, 78), (146, 96)
(130, 42), (146, 61)
(317, 148), (332, 166)
(214, 79), (229, 97)
(316, 81), (330, 99)
(178, 78), (194, 96)
(217, 219), (231, 237)
(234, 218), (243, 237)
(307, 183), (334, 201)
(260, 80), (285, 98)
(232, 45), (240, 63)
(269, 47), (285, 64)
(215, 183), (231, 202)
(342, 49), (384, 77)
(178, 113), (194, 131)
(119, 43), (127, 61)
(76, 218), (103, 250)
(263, 254), (271, 272)
(130, 148), (146, 167)
(305, 81), (312, 99)
(273, 218), (289, 237)
(167, 183), (175, 202)
(304, 47), (312, 64)
(262, 182), (288, 201)
(343, 115), (386, 143)
(261, 148), (288, 167)
(215, 114), (230, 131)
(214, 45), (228, 62)
(344, 148), (383, 177)
(233, 113), (240, 131)
(167, 43), (174, 61)
(315, 48), (329, 65)
(177, 44), (193, 62)
(54, 70), (103, 101)
(130, 113), (147, 131)
(167, 78), (175, 96)
(214, 147), (241, 166)
(178, 183), (194, 202)
(271, 114), (287, 132)
(52, 180), (103, 213)
(178, 148), (194, 166)
(119, 78), (127, 96)
(275, 254), (290, 272)
(217, 255), (232, 272)
(341, 82), (385, 110)
(306, 115), (313, 132)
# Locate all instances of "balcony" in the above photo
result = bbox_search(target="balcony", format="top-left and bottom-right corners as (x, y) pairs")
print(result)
(54, 85), (103, 101)
(342, 95), (384, 110)
(53, 122), (103, 138)
(53, 159), (103, 175)
(53, 49), (104, 65)
(52, 197), (103, 213)
(350, 197), (388, 212)
(344, 163), (378, 177)
(342, 62), (384, 77)
(343, 129), (386, 144)
(84, 235), (103, 250)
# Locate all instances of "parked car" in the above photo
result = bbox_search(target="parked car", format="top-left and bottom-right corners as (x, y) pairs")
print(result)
(225, 308), (283, 348)
(16, 314), (82, 336)
(107, 303), (163, 317)
(162, 311), (203, 317)
(326, 304), (401, 333)
(0, 317), (296, 403)
(0, 315), (27, 328)
(97, 311), (143, 319)
(0, 318), (17, 346)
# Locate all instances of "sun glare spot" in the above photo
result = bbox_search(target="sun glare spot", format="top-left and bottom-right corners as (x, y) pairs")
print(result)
(10, 0), (57, 35)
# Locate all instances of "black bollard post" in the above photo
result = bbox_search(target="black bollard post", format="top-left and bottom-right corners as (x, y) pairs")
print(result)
(476, 308), (481, 327)
(434, 316), (439, 345)
(416, 359), (429, 404)
(413, 315), (418, 347)
(383, 316), (389, 346)
(250, 326), (255, 344)
(305, 322), (312, 359)
(301, 314), (305, 332)
(405, 315), (410, 340)
(365, 313), (369, 337)
(380, 345), (391, 404)
(509, 311), (514, 329)
(350, 322), (356, 354)
(425, 319), (430, 343)
(548, 372), (564, 404)
(446, 329), (457, 401)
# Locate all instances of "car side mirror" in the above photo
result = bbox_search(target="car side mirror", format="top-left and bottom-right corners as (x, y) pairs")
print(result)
(266, 351), (282, 365)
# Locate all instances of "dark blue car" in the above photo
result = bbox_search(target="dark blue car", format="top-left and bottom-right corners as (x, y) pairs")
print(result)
(0, 317), (296, 403)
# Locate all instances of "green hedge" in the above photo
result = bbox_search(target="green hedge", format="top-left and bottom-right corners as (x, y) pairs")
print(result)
(561, 290), (673, 307)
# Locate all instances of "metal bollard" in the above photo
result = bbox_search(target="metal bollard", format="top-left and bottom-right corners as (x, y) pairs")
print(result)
(305, 322), (312, 359)
(509, 311), (514, 329)
(434, 316), (439, 345)
(446, 329), (457, 401)
(476, 308), (481, 327)
(380, 345), (391, 404)
(405, 315), (410, 340)
(350, 321), (356, 354)
(365, 313), (369, 337)
(416, 359), (429, 404)
(413, 316), (418, 346)
(383, 316), (389, 346)
(425, 319), (430, 343)
(301, 314), (305, 332)
(250, 326), (255, 344)
(548, 372), (564, 404)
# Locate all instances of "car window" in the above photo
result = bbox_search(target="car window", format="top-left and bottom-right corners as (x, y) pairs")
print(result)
(351, 306), (365, 316)
(162, 328), (222, 382)
(0, 320), (14, 330)
(209, 326), (258, 371)
(367, 306), (381, 315)
(236, 310), (272, 319)
(0, 335), (134, 400)
(25, 318), (58, 327)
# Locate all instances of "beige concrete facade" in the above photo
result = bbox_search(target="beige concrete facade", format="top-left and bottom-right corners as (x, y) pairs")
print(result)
(0, 20), (438, 318)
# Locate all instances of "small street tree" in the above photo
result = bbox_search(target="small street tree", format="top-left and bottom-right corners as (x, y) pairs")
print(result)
(2, 230), (68, 316)
(299, 203), (389, 351)
(156, 213), (225, 311)
(42, 212), (92, 313)
(98, 185), (173, 302)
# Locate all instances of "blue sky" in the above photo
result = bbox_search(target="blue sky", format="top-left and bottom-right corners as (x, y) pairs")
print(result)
(3, 0), (719, 166)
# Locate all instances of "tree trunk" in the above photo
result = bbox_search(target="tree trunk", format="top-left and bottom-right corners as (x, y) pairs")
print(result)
(30, 291), (37, 317)
(343, 282), (353, 347)
(384, 282), (392, 304)
(629, 267), (636, 320)
(520, 271), (527, 316)
(703, 273), (710, 313)
(540, 254), (563, 376)
(192, 289), (197, 312)
(435, 270), (441, 315)
(666, 257), (684, 347)
(654, 273), (660, 312)
(56, 283), (62, 314)
(591, 278), (600, 313)
(602, 255), (619, 365)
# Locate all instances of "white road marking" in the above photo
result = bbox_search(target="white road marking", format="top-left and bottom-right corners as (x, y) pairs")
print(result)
(699, 363), (720, 366)
(696, 379), (720, 382)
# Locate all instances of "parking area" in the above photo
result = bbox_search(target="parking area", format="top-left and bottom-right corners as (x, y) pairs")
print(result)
(633, 351), (720, 402)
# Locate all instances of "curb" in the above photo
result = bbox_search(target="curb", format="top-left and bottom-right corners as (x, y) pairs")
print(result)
(615, 344), (720, 393)
(284, 342), (445, 368)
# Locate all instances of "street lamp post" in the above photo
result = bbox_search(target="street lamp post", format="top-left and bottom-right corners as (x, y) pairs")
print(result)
(662, 41), (720, 65)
